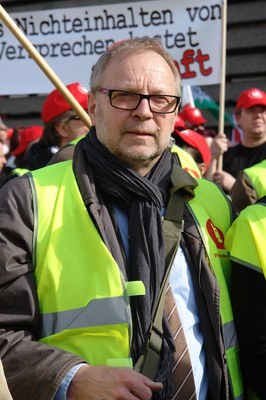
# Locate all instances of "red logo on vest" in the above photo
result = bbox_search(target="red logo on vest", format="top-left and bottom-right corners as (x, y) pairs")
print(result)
(206, 219), (225, 249)
(183, 167), (200, 179)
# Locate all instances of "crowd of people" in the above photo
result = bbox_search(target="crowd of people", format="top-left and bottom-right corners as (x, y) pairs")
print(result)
(0, 36), (265, 400)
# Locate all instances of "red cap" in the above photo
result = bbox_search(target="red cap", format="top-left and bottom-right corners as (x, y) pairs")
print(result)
(12, 125), (43, 156)
(179, 105), (207, 126)
(174, 115), (186, 130)
(41, 82), (88, 123)
(174, 128), (211, 167)
(236, 88), (266, 111)
(7, 128), (14, 140)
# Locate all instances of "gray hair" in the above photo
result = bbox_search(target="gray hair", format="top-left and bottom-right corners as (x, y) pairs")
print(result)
(90, 37), (181, 96)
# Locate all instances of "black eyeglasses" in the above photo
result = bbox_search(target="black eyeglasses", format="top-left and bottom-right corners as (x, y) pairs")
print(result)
(98, 87), (180, 114)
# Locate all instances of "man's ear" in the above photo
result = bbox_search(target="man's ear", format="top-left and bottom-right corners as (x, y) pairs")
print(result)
(198, 162), (208, 176)
(88, 93), (97, 125)
(234, 110), (242, 126)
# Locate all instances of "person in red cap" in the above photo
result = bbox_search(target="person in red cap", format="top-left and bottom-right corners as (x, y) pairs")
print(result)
(173, 114), (187, 131)
(179, 104), (208, 135)
(172, 128), (211, 176)
(20, 82), (89, 171)
(172, 111), (228, 179)
(212, 88), (266, 193)
(3, 125), (44, 177)
(12, 125), (44, 158)
(179, 104), (220, 141)
(179, 104), (229, 179)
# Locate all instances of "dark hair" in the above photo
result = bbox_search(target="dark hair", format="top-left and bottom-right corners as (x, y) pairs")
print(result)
(185, 146), (203, 164)
(172, 134), (203, 164)
(41, 110), (77, 147)
(9, 126), (23, 153)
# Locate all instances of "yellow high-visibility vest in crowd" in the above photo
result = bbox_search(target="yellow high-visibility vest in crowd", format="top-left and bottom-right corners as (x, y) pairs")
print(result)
(188, 178), (243, 400)
(28, 159), (243, 398)
(225, 201), (266, 277)
(172, 144), (202, 178)
(30, 161), (145, 368)
(243, 159), (266, 202)
(225, 200), (266, 400)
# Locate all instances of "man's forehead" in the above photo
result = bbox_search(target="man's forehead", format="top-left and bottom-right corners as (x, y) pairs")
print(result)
(246, 104), (266, 110)
(103, 53), (174, 87)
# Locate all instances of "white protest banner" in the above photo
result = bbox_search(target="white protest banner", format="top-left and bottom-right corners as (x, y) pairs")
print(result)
(0, 0), (222, 95)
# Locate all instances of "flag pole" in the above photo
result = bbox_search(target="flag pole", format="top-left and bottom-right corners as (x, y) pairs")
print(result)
(217, 0), (227, 170)
(0, 4), (91, 128)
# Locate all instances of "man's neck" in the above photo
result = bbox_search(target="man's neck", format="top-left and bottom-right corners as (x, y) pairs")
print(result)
(241, 135), (266, 148)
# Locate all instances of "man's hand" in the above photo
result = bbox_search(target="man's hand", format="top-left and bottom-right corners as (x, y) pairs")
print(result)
(209, 133), (229, 158)
(212, 170), (236, 192)
(67, 365), (163, 400)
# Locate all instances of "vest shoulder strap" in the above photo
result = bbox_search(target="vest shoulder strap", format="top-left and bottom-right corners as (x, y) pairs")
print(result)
(135, 165), (198, 378)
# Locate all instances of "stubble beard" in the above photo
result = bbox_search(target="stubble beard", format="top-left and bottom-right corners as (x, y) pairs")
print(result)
(111, 138), (162, 170)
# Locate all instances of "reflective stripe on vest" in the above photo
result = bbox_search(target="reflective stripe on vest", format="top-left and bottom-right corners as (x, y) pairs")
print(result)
(225, 202), (266, 277)
(188, 178), (244, 400)
(28, 161), (145, 368)
(42, 296), (132, 337)
(244, 159), (266, 200)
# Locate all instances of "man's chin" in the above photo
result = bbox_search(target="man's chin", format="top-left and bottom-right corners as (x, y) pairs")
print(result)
(115, 148), (160, 167)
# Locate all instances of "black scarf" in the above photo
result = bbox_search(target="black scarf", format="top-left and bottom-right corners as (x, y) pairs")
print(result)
(82, 128), (175, 397)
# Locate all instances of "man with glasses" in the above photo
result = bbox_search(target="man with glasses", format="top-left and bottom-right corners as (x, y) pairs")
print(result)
(0, 38), (242, 400)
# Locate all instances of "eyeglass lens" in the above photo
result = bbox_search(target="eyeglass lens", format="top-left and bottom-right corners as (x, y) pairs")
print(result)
(110, 90), (179, 113)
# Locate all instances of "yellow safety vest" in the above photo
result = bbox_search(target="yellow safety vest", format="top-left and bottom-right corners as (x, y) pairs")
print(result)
(28, 160), (243, 398)
(225, 201), (266, 400)
(171, 144), (202, 178)
(189, 179), (243, 400)
(225, 201), (266, 277)
(243, 159), (266, 201)
(29, 161), (145, 368)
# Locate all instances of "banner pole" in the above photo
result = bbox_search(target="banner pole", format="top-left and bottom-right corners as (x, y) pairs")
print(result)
(217, 0), (227, 170)
(0, 4), (91, 128)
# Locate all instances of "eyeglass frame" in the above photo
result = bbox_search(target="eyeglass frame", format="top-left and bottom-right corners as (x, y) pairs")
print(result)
(97, 87), (181, 114)
(66, 115), (82, 122)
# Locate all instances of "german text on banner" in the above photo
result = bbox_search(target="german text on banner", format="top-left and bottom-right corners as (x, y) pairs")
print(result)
(0, 0), (222, 95)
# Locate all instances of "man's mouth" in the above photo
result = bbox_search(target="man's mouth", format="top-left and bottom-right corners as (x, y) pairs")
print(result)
(125, 129), (155, 137)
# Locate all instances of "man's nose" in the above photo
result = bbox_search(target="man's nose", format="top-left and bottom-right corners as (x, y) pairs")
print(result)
(132, 98), (153, 118)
